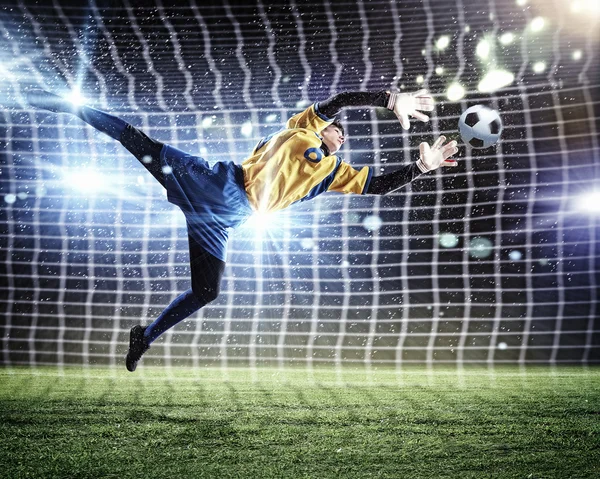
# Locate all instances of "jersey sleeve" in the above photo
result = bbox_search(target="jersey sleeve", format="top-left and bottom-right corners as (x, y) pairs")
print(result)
(327, 161), (374, 195)
(286, 103), (333, 134)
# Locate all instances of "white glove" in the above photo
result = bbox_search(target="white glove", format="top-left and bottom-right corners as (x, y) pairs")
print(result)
(387, 89), (434, 130)
(416, 136), (459, 173)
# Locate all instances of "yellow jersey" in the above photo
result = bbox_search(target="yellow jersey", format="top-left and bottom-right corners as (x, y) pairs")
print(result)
(242, 103), (373, 213)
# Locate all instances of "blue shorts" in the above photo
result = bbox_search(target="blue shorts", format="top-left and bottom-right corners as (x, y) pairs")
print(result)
(160, 145), (253, 262)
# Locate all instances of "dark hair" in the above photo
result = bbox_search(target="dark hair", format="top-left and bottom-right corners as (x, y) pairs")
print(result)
(330, 119), (345, 137)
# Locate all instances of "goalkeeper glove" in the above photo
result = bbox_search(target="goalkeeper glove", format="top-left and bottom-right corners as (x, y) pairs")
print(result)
(386, 89), (434, 130)
(416, 135), (458, 173)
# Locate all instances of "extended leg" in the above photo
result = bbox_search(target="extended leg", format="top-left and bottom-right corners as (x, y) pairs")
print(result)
(126, 236), (226, 372)
(27, 89), (166, 188)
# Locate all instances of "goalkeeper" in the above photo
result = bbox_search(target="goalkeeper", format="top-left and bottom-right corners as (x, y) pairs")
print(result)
(26, 88), (458, 372)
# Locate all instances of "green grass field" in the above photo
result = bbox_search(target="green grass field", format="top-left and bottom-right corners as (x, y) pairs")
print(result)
(1, 366), (598, 478)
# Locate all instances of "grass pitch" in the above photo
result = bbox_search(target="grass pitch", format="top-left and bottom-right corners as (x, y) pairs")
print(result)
(1, 366), (598, 478)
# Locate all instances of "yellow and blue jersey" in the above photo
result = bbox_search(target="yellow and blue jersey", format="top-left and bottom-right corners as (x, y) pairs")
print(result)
(162, 103), (373, 261)
(242, 103), (373, 213)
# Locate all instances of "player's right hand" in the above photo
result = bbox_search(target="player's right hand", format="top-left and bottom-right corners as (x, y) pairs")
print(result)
(416, 136), (458, 173)
(387, 89), (434, 130)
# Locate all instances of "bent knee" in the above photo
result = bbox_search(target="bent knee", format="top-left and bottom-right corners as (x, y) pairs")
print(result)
(191, 284), (220, 304)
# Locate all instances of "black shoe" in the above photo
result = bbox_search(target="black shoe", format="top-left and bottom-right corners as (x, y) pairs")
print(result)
(26, 89), (76, 114)
(126, 325), (150, 372)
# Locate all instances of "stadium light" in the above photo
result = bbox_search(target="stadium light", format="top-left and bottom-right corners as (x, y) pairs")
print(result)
(529, 17), (546, 32)
(446, 82), (466, 101)
(476, 39), (491, 60)
(241, 121), (253, 137)
(435, 35), (450, 50)
(499, 32), (515, 45)
(478, 69), (514, 93)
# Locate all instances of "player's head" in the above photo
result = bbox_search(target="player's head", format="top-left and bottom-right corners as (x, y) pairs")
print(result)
(321, 119), (345, 154)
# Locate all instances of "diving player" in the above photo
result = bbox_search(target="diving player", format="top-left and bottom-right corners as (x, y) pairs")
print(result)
(26, 88), (458, 371)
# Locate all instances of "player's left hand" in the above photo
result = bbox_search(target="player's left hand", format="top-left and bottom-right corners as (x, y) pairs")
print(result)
(416, 136), (459, 173)
(387, 89), (434, 130)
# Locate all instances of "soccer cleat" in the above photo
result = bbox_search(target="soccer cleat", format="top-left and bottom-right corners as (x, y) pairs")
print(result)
(26, 89), (76, 114)
(125, 325), (150, 372)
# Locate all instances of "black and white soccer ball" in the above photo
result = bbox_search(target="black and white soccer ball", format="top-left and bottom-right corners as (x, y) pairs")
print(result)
(458, 105), (503, 148)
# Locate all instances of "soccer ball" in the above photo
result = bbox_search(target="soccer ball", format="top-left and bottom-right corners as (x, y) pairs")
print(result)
(458, 105), (503, 148)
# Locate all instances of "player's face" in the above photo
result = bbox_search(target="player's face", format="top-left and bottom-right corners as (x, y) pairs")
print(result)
(321, 125), (345, 154)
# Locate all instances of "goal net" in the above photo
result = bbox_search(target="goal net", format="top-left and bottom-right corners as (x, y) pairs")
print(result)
(1, 0), (598, 370)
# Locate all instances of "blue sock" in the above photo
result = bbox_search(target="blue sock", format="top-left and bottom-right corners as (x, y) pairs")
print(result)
(143, 289), (204, 344)
(75, 106), (128, 141)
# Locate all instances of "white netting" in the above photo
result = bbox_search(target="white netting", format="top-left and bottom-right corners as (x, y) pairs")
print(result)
(0, 0), (598, 369)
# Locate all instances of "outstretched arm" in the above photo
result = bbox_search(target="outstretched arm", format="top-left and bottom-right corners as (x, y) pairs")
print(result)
(367, 136), (458, 195)
(317, 89), (434, 129)
(317, 91), (389, 118)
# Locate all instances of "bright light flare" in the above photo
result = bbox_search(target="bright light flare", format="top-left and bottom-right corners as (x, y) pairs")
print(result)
(68, 89), (87, 106)
(571, 0), (600, 15)
(241, 210), (281, 238)
(63, 169), (108, 193)
(576, 191), (600, 213)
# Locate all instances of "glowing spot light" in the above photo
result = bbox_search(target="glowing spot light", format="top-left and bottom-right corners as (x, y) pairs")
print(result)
(416, 75), (424, 84)
(4, 193), (17, 204)
(435, 66), (444, 75)
(439, 233), (459, 248)
(201, 116), (213, 128)
(363, 215), (382, 232)
(497, 342), (508, 350)
(530, 17), (546, 32)
(572, 50), (582, 60)
(478, 69), (514, 93)
(509, 250), (523, 261)
(499, 32), (515, 45)
(301, 238), (315, 249)
(241, 121), (253, 138)
(468, 237), (493, 259)
(532, 61), (546, 73)
(436, 35), (450, 50)
(446, 82), (466, 102)
(476, 39), (491, 60)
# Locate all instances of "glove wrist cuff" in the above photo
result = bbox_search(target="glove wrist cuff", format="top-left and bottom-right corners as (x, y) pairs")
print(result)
(386, 92), (397, 110)
(416, 158), (430, 174)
